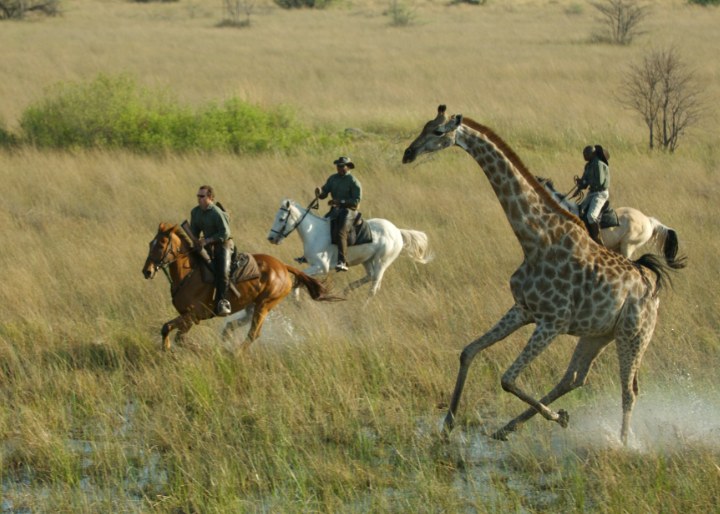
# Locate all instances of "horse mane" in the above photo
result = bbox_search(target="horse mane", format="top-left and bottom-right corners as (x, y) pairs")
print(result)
(159, 223), (194, 250)
(289, 200), (328, 222)
(461, 118), (585, 229)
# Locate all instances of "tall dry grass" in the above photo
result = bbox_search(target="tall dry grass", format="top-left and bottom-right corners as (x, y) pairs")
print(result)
(1, 0), (720, 512)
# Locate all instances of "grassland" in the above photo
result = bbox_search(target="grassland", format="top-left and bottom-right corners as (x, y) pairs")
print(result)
(1, 0), (720, 512)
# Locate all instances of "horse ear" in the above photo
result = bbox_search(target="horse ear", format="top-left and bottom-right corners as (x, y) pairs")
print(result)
(159, 222), (166, 232)
(169, 224), (178, 233)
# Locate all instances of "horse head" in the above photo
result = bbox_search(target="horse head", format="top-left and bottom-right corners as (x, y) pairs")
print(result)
(267, 199), (295, 245)
(143, 223), (181, 279)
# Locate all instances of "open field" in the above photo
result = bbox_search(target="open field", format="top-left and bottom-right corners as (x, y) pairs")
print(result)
(2, 0), (720, 512)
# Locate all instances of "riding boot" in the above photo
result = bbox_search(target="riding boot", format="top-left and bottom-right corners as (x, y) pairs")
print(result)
(213, 243), (232, 316)
(588, 223), (605, 247)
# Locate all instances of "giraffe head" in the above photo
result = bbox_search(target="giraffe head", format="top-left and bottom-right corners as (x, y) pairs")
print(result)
(402, 105), (463, 164)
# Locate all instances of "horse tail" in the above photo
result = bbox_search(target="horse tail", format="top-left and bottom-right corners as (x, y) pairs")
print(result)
(632, 253), (677, 298)
(648, 218), (687, 270)
(399, 230), (435, 264)
(285, 266), (344, 302)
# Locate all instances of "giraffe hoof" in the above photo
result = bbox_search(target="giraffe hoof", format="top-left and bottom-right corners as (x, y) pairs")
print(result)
(556, 409), (570, 428)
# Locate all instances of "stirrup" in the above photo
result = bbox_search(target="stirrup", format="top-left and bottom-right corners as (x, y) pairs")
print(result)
(335, 261), (348, 272)
(294, 256), (307, 264)
(216, 299), (231, 317)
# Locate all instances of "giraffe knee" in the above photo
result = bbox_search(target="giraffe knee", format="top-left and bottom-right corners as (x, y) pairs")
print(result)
(500, 373), (515, 393)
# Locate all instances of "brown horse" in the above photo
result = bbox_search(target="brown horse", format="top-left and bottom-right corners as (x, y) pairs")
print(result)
(142, 223), (338, 351)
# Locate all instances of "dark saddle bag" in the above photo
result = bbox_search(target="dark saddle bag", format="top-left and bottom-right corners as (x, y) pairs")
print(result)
(196, 247), (261, 286)
(580, 200), (619, 229)
(329, 211), (373, 247)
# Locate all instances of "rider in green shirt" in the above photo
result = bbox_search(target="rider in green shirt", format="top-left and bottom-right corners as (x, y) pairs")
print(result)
(296, 157), (363, 272)
(191, 185), (233, 316)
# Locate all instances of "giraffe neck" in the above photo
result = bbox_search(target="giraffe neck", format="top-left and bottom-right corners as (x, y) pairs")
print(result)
(455, 123), (582, 260)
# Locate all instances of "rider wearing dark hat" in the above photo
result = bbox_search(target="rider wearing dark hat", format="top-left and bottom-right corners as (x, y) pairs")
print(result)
(311, 157), (363, 272)
(576, 145), (610, 246)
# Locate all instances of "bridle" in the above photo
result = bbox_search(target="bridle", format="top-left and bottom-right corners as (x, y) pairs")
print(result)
(269, 197), (319, 240)
(146, 233), (181, 271)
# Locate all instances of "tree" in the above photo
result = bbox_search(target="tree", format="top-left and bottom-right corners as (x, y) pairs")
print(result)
(0, 0), (59, 19)
(588, 0), (651, 45)
(618, 46), (706, 152)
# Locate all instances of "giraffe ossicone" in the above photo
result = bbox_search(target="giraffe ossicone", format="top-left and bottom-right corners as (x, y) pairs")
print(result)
(404, 105), (679, 445)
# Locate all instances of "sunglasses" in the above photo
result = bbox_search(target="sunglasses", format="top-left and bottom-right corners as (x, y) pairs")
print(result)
(197, 194), (207, 198)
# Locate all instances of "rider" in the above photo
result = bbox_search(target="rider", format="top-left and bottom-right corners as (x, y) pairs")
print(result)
(313, 157), (363, 272)
(191, 185), (233, 316)
(576, 145), (610, 247)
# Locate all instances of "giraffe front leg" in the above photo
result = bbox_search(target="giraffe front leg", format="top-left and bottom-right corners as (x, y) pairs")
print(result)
(444, 305), (531, 433)
(499, 323), (569, 427)
(492, 335), (613, 440)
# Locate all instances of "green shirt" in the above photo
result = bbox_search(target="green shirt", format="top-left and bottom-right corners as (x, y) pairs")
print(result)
(582, 157), (610, 191)
(190, 202), (231, 242)
(319, 172), (362, 209)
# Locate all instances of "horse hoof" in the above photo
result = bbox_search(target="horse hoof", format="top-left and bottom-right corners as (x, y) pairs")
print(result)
(557, 409), (570, 428)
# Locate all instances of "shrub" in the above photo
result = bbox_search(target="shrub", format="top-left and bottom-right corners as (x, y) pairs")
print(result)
(0, 0), (58, 20)
(688, 0), (720, 4)
(385, 0), (417, 26)
(273, 0), (332, 9)
(20, 73), (345, 154)
(0, 116), (18, 148)
(449, 0), (487, 5)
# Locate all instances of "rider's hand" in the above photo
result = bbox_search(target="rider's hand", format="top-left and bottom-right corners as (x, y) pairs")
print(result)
(199, 238), (208, 247)
(314, 186), (322, 197)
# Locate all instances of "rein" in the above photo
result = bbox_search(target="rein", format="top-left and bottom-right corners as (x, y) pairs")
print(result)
(147, 234), (194, 298)
(269, 196), (319, 239)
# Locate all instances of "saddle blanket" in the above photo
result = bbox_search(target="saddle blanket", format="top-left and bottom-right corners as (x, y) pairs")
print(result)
(330, 217), (374, 247)
(200, 252), (261, 285)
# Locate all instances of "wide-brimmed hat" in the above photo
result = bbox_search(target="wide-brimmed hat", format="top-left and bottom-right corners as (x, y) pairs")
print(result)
(333, 157), (355, 169)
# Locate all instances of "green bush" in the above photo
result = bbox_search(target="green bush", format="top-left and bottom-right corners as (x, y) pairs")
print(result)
(20, 73), (344, 153)
(0, 116), (18, 148)
(273, 0), (332, 9)
(688, 0), (719, 5)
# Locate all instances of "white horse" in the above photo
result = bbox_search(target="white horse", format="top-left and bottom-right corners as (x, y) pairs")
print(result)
(537, 177), (683, 265)
(267, 200), (433, 296)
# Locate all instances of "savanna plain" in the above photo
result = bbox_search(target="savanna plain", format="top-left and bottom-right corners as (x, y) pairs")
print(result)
(1, 0), (720, 511)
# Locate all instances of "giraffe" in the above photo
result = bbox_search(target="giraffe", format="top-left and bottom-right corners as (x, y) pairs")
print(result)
(403, 106), (681, 445)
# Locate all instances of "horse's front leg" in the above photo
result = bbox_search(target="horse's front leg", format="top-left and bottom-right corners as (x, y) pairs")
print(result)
(161, 313), (196, 352)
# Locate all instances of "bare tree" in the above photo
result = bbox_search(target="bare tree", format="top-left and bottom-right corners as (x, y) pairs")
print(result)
(0, 0), (59, 19)
(218, 0), (253, 27)
(588, 0), (651, 45)
(618, 46), (707, 152)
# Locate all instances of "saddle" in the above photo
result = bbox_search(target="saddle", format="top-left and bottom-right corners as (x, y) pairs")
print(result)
(580, 200), (619, 229)
(196, 248), (261, 288)
(329, 211), (374, 247)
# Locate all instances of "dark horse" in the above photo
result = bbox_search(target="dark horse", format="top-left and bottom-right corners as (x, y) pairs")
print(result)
(143, 223), (338, 351)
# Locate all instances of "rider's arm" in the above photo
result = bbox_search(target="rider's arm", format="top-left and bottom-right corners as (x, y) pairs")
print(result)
(190, 207), (204, 238)
(345, 177), (362, 208)
(318, 176), (333, 200)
